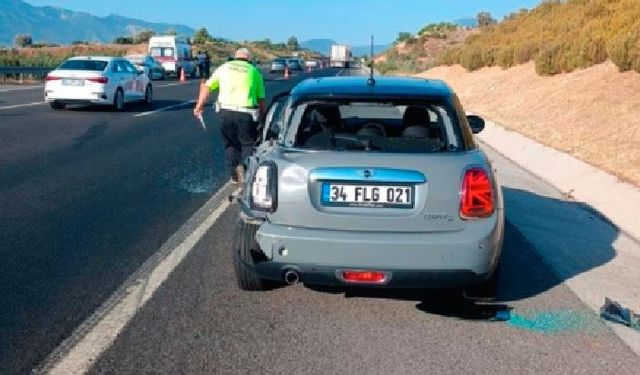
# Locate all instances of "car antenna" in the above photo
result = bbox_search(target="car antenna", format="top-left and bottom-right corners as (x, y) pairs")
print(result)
(367, 34), (376, 86)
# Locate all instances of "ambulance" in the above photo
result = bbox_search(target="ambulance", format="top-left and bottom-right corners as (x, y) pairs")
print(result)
(148, 36), (196, 77)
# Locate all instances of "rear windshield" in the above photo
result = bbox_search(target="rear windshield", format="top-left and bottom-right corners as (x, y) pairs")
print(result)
(284, 100), (463, 153)
(126, 56), (145, 64)
(150, 47), (174, 58)
(58, 60), (108, 71)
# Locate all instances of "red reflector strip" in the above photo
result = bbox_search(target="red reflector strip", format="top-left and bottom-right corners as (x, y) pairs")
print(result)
(341, 270), (387, 284)
(46, 75), (61, 81)
(86, 77), (108, 84)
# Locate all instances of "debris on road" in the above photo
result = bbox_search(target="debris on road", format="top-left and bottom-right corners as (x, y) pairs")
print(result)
(600, 298), (640, 331)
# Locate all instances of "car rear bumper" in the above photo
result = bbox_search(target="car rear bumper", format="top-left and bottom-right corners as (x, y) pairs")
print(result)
(244, 210), (504, 288)
(45, 91), (110, 105)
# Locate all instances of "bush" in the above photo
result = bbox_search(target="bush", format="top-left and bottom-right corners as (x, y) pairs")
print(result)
(607, 32), (640, 72)
(14, 34), (32, 47)
(496, 46), (515, 69)
(535, 43), (565, 75)
(460, 46), (484, 71)
(514, 43), (537, 64)
(113, 37), (133, 44)
(437, 46), (462, 66)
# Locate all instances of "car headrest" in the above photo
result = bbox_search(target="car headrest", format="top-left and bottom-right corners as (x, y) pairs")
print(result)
(357, 123), (385, 137)
(402, 125), (430, 138)
(402, 106), (430, 126)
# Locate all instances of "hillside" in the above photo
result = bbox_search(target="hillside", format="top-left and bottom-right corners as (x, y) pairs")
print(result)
(375, 24), (475, 73)
(438, 0), (640, 75)
(417, 61), (640, 186)
(0, 0), (194, 46)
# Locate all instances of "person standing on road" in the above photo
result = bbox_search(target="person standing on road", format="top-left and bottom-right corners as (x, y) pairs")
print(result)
(203, 51), (211, 79)
(197, 51), (206, 79)
(193, 48), (266, 184)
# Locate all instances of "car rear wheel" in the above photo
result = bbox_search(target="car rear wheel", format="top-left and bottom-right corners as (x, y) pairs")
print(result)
(113, 88), (124, 111)
(143, 85), (153, 106)
(50, 101), (65, 110)
(233, 220), (271, 291)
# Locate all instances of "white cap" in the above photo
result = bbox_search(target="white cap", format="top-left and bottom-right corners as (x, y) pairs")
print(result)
(235, 48), (252, 60)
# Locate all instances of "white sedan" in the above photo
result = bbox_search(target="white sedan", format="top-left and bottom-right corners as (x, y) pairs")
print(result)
(44, 56), (153, 111)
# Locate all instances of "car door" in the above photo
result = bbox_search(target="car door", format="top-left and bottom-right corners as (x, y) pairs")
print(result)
(112, 60), (133, 100)
(124, 60), (145, 99)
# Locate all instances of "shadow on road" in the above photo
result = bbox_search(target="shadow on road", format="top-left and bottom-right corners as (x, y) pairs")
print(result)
(63, 99), (187, 113)
(306, 187), (618, 321)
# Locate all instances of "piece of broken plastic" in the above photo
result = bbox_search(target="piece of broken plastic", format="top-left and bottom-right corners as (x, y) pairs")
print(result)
(600, 297), (640, 331)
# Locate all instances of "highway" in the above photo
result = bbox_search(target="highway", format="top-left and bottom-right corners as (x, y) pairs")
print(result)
(1, 69), (639, 374)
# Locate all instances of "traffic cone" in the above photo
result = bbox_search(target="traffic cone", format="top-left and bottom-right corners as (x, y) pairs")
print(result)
(179, 67), (186, 83)
(284, 66), (290, 79)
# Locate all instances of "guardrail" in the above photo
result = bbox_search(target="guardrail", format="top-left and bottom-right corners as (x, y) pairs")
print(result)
(0, 66), (54, 83)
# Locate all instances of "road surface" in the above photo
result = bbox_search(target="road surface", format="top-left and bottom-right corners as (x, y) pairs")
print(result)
(0, 69), (638, 374)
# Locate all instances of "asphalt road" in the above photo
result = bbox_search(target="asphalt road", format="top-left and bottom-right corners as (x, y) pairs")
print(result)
(0, 69), (340, 374)
(2, 68), (639, 374)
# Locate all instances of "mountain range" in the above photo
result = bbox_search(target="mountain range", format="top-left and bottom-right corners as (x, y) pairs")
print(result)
(0, 0), (194, 46)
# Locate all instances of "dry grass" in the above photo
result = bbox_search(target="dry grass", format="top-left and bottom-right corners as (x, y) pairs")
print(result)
(416, 61), (640, 186)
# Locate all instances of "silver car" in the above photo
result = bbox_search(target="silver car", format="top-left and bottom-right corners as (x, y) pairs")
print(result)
(234, 76), (504, 296)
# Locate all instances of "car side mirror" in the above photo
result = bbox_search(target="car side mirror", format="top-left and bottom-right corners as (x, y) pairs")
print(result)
(467, 115), (485, 134)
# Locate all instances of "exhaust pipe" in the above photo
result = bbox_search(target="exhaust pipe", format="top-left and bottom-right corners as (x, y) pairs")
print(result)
(283, 269), (300, 285)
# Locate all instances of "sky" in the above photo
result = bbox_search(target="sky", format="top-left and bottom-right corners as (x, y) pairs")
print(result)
(27, 0), (541, 45)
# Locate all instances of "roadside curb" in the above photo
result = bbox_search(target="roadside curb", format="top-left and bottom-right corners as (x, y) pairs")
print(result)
(476, 118), (640, 242)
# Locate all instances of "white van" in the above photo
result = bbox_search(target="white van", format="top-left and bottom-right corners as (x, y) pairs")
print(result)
(148, 36), (196, 77)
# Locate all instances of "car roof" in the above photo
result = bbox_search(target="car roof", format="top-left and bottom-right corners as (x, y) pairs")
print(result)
(290, 76), (454, 101)
(67, 56), (116, 62)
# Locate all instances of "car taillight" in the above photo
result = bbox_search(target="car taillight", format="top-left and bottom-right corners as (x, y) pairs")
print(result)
(46, 75), (61, 81)
(250, 162), (278, 212)
(86, 76), (108, 84)
(460, 167), (494, 219)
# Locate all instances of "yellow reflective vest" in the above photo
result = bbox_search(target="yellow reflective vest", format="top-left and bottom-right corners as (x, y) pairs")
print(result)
(205, 60), (265, 108)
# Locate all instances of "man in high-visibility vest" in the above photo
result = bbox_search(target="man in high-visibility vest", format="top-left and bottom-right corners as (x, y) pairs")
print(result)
(194, 48), (266, 184)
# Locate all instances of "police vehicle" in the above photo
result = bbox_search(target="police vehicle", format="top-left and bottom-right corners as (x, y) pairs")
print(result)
(233, 71), (504, 297)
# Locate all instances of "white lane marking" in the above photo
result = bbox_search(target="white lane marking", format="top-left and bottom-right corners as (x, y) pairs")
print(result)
(133, 99), (195, 117)
(35, 182), (239, 375)
(0, 101), (46, 110)
(155, 81), (199, 88)
(0, 84), (44, 93)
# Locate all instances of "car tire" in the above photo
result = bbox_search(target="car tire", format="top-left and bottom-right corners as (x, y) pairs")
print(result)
(50, 101), (65, 110)
(143, 85), (153, 106)
(113, 88), (124, 111)
(233, 219), (270, 291)
(463, 261), (501, 302)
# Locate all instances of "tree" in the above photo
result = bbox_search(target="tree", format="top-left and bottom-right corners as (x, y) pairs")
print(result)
(113, 36), (134, 45)
(477, 12), (497, 28)
(193, 27), (211, 44)
(133, 29), (156, 44)
(165, 29), (177, 35)
(396, 32), (413, 43)
(287, 36), (299, 51)
(14, 34), (33, 47)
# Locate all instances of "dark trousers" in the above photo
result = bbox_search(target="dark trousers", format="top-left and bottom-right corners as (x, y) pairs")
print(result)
(219, 110), (257, 177)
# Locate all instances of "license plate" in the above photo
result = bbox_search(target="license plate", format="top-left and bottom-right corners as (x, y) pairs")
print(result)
(322, 183), (413, 208)
(62, 79), (84, 86)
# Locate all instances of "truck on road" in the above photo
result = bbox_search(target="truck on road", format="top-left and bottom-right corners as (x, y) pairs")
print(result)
(330, 44), (352, 68)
